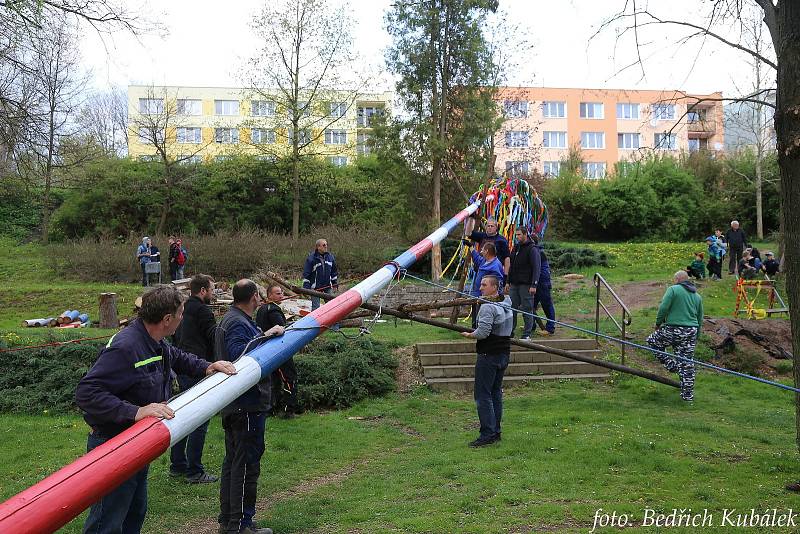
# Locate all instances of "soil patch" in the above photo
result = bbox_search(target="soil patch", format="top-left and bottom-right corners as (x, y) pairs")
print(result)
(703, 317), (794, 377)
(394, 346), (425, 394)
(566, 279), (667, 321)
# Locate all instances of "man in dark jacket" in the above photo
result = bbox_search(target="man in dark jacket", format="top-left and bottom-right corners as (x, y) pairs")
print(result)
(302, 238), (338, 310)
(216, 280), (284, 534)
(725, 220), (747, 275)
(256, 284), (298, 418)
(469, 217), (511, 275)
(75, 286), (236, 534)
(507, 228), (540, 339)
(169, 274), (219, 483)
(531, 236), (556, 336)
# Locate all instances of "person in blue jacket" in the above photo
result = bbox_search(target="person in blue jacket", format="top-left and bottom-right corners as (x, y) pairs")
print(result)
(302, 238), (339, 310)
(469, 241), (505, 327)
(531, 235), (556, 336)
(75, 286), (237, 534)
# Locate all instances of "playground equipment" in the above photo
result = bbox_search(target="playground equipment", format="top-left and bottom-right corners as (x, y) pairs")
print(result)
(733, 278), (789, 319)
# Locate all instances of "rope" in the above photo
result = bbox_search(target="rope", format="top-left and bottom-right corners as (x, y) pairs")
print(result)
(400, 271), (800, 394)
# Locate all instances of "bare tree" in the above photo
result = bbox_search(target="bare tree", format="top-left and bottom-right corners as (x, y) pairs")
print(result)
(243, 0), (366, 241)
(597, 0), (800, 454)
(77, 86), (129, 156)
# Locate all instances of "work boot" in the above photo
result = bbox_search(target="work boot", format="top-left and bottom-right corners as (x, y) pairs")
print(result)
(241, 526), (273, 534)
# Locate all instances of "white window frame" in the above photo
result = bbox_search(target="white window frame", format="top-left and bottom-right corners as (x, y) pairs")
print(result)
(324, 129), (347, 145)
(176, 127), (202, 144)
(617, 132), (640, 149)
(329, 102), (347, 117)
(616, 103), (640, 119)
(138, 154), (158, 162)
(251, 100), (276, 117)
(581, 132), (605, 149)
(504, 160), (530, 175)
(251, 128), (275, 144)
(328, 156), (347, 167)
(176, 99), (202, 116)
(214, 128), (239, 144)
(505, 130), (529, 148)
(582, 162), (606, 179)
(652, 103), (676, 121)
(688, 138), (701, 151)
(542, 161), (561, 176)
(541, 101), (566, 118)
(288, 128), (311, 145)
(138, 127), (164, 144)
(654, 132), (677, 150)
(214, 100), (240, 116)
(177, 154), (202, 165)
(357, 106), (382, 127)
(542, 131), (567, 149)
(356, 132), (371, 155)
(138, 98), (163, 115)
(580, 102), (604, 119)
(215, 155), (232, 162)
(504, 100), (528, 118)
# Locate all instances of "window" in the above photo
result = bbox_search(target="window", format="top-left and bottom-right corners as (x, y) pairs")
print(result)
(215, 155), (232, 162)
(178, 154), (202, 165)
(251, 128), (275, 144)
(251, 100), (275, 117)
(357, 106), (382, 127)
(541, 101), (566, 118)
(504, 161), (530, 175)
(138, 127), (164, 144)
(357, 132), (371, 155)
(176, 127), (202, 144)
(581, 132), (605, 149)
(324, 129), (347, 145)
(582, 162), (606, 179)
(329, 102), (347, 117)
(214, 128), (239, 144)
(177, 99), (201, 116)
(287, 128), (310, 145)
(542, 161), (561, 176)
(542, 131), (567, 149)
(138, 154), (158, 162)
(328, 156), (347, 167)
(616, 103), (639, 119)
(580, 102), (604, 119)
(288, 101), (311, 119)
(654, 132), (677, 150)
(688, 138), (700, 151)
(505, 130), (529, 148)
(617, 133), (640, 149)
(504, 100), (528, 118)
(214, 100), (239, 116)
(256, 154), (276, 162)
(138, 98), (163, 114)
(651, 103), (676, 120)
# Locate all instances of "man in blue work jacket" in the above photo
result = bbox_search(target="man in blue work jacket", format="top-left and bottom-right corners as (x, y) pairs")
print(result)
(302, 238), (338, 310)
(216, 279), (284, 534)
(75, 285), (237, 534)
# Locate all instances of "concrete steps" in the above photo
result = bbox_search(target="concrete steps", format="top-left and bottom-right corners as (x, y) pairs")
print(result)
(416, 338), (610, 392)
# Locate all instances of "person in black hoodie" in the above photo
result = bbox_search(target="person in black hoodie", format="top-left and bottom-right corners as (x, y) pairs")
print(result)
(724, 220), (747, 275)
(531, 235), (556, 336)
(507, 228), (540, 339)
(169, 274), (219, 483)
(256, 284), (299, 418)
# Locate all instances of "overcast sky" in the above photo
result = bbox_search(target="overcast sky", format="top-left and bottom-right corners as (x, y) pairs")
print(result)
(80, 0), (765, 97)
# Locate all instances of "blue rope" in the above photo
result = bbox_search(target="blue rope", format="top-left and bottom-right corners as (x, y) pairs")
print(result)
(400, 271), (800, 394)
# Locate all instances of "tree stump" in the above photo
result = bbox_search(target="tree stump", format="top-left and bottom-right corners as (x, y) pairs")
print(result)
(99, 293), (119, 328)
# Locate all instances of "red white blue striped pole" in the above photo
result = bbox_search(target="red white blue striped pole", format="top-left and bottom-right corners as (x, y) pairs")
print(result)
(0, 195), (490, 534)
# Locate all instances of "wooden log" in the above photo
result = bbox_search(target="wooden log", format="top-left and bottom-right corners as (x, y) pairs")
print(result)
(48, 318), (59, 327)
(398, 297), (477, 313)
(58, 310), (79, 324)
(21, 318), (52, 327)
(99, 293), (119, 328)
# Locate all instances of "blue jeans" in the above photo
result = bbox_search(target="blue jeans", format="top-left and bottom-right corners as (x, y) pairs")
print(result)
(170, 375), (211, 476)
(533, 284), (556, 334)
(474, 352), (510, 440)
(83, 433), (149, 534)
(509, 284), (535, 337)
(140, 263), (148, 287)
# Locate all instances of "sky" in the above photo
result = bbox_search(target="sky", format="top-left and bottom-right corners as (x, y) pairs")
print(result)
(79, 0), (767, 98)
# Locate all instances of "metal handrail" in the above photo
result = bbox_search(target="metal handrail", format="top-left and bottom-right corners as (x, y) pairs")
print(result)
(593, 273), (633, 365)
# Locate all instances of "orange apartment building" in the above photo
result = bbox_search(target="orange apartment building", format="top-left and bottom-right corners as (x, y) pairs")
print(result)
(494, 87), (724, 178)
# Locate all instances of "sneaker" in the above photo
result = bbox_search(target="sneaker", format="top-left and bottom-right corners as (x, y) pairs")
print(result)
(520, 336), (531, 341)
(186, 472), (219, 484)
(241, 526), (273, 534)
(469, 435), (499, 448)
(168, 469), (186, 478)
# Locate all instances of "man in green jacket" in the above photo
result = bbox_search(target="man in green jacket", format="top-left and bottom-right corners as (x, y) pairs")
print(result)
(646, 270), (704, 401)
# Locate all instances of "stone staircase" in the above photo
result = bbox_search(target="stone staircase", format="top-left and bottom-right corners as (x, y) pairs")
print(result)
(417, 338), (610, 392)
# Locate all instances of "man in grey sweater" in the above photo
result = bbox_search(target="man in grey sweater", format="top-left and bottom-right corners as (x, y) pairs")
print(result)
(460, 275), (513, 447)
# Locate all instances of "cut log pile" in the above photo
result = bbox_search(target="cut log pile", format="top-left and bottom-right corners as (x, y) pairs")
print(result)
(21, 309), (91, 328)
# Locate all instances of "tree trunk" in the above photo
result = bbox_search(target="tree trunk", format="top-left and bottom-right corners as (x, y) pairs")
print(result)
(756, 146), (764, 239)
(773, 1), (800, 454)
(99, 292), (119, 328)
(292, 152), (300, 241)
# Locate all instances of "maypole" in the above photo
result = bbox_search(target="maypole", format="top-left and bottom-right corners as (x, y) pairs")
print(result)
(0, 195), (492, 534)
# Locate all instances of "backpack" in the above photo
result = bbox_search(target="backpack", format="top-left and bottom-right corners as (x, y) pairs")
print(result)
(176, 247), (186, 266)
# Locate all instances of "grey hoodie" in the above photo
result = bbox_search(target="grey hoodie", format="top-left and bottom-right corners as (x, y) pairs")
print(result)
(473, 295), (513, 354)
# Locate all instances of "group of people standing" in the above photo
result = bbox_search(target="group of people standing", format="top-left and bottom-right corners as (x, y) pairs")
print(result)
(693, 221), (780, 281)
(136, 236), (189, 286)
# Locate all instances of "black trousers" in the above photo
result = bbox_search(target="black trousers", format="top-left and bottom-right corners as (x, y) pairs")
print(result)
(729, 246), (743, 274)
(219, 411), (267, 533)
(271, 358), (298, 415)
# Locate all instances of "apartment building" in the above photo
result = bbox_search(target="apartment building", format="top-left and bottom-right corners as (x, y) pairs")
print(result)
(127, 85), (392, 165)
(494, 87), (724, 178)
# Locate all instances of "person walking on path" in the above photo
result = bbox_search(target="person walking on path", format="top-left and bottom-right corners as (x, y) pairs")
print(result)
(507, 228), (540, 339)
(75, 286), (236, 534)
(460, 275), (513, 447)
(302, 238), (338, 311)
(646, 270), (704, 402)
(725, 220), (747, 275)
(169, 274), (219, 484)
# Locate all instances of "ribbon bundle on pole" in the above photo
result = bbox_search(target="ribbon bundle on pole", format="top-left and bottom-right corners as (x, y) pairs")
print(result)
(0, 195), (492, 534)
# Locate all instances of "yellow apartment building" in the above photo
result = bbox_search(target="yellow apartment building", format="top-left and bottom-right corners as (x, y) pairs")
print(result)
(127, 85), (392, 165)
(494, 87), (724, 178)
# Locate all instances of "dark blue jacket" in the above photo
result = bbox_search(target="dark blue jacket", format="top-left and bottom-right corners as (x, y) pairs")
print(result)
(75, 319), (209, 437)
(215, 306), (270, 414)
(508, 239), (541, 287)
(536, 245), (552, 288)
(471, 251), (505, 297)
(470, 231), (510, 264)
(302, 251), (339, 290)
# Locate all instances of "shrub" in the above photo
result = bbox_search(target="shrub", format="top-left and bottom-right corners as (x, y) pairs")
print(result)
(295, 337), (398, 409)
